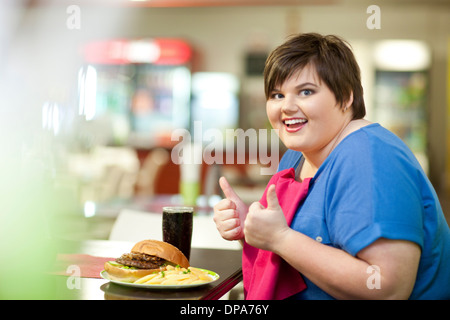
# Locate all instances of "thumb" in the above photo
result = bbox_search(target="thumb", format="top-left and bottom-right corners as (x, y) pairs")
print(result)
(266, 184), (281, 210)
(219, 176), (241, 203)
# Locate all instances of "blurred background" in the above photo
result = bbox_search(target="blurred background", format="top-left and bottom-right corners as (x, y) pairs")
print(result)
(0, 0), (449, 298)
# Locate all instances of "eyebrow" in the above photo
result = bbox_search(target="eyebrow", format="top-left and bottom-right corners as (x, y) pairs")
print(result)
(272, 82), (319, 92)
(295, 82), (319, 90)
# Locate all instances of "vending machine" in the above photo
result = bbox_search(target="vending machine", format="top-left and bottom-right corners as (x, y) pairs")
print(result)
(79, 38), (192, 147)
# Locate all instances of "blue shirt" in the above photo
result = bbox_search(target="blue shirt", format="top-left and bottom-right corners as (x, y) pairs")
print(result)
(279, 123), (450, 300)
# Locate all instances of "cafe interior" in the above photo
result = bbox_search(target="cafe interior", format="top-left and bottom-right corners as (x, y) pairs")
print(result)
(1, 0), (449, 299)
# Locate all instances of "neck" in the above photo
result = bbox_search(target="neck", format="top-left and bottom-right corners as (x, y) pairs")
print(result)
(300, 118), (353, 180)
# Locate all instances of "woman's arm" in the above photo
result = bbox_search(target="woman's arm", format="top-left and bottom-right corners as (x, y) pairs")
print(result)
(245, 185), (421, 300)
(274, 230), (420, 299)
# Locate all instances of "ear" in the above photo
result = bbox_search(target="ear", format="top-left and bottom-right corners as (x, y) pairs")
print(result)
(343, 91), (353, 113)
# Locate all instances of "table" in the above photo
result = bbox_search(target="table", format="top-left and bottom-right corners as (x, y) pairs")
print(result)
(54, 240), (243, 300)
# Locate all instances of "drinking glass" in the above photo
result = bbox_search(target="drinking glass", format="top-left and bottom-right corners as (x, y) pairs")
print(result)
(162, 206), (193, 260)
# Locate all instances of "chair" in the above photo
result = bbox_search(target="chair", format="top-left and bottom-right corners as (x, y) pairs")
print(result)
(135, 148), (170, 196)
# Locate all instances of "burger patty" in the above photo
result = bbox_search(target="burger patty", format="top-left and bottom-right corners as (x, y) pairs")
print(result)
(116, 252), (165, 269)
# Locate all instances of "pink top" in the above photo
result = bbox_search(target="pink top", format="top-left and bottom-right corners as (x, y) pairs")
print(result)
(242, 168), (310, 300)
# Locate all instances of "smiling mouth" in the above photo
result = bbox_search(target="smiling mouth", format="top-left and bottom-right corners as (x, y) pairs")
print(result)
(283, 118), (308, 132)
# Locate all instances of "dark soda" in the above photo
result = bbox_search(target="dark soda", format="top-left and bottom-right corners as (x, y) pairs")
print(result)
(162, 206), (193, 261)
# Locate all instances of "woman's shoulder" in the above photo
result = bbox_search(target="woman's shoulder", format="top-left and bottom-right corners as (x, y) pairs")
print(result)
(278, 149), (302, 171)
(334, 121), (423, 172)
(340, 121), (413, 154)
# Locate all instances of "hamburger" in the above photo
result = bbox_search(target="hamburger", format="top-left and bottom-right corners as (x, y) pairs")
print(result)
(104, 239), (190, 282)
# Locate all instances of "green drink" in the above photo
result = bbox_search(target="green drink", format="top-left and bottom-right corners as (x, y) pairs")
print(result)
(180, 181), (200, 206)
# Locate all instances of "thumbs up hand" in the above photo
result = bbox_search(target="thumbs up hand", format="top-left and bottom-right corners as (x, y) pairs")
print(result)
(213, 176), (248, 241)
(265, 184), (283, 211)
(244, 184), (289, 252)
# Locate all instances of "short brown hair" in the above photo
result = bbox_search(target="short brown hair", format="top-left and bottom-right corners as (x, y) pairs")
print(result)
(264, 33), (366, 120)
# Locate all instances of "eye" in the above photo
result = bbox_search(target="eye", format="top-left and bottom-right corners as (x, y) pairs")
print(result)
(300, 89), (314, 96)
(270, 92), (284, 100)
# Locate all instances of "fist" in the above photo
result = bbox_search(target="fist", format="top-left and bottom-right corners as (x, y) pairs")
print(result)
(244, 184), (289, 251)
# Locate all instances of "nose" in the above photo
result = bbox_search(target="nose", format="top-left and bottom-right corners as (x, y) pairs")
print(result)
(281, 94), (299, 114)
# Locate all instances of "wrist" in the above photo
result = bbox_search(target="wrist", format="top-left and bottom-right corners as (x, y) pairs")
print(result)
(269, 225), (293, 255)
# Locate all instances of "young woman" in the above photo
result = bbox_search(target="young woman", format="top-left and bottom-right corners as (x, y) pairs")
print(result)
(213, 33), (450, 300)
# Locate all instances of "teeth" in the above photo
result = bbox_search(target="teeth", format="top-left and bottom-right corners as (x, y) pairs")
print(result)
(284, 119), (307, 125)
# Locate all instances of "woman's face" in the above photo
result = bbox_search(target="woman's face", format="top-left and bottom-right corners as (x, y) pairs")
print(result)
(266, 64), (352, 160)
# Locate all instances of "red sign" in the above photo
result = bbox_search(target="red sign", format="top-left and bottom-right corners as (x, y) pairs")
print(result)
(83, 38), (191, 65)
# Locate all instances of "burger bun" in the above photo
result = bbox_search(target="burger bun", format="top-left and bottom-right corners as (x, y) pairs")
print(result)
(104, 240), (190, 283)
(131, 239), (189, 269)
(104, 261), (164, 283)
